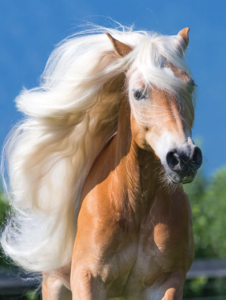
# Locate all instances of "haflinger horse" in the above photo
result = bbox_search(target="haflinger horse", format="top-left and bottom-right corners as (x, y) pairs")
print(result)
(1, 25), (202, 300)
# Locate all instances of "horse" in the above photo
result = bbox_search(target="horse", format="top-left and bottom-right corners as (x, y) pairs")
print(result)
(1, 25), (202, 300)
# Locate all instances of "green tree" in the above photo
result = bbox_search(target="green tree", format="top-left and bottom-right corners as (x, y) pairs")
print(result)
(184, 167), (226, 258)
(0, 189), (10, 267)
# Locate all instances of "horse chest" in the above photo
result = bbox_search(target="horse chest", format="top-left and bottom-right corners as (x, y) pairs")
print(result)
(106, 194), (191, 298)
(119, 197), (191, 298)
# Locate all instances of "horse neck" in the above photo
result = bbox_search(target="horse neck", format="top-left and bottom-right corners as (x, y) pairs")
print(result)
(112, 98), (160, 213)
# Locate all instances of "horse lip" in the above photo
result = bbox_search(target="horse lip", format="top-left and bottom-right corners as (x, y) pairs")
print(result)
(182, 177), (194, 184)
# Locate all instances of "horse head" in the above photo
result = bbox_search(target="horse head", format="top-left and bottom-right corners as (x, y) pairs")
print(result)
(107, 28), (202, 184)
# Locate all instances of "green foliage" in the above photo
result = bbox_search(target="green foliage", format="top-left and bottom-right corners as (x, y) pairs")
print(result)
(26, 290), (41, 300)
(184, 276), (208, 298)
(0, 189), (10, 267)
(0, 189), (9, 226)
(184, 277), (226, 298)
(184, 167), (226, 258)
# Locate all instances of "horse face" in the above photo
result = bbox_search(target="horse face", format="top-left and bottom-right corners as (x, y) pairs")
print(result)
(106, 28), (202, 184)
(129, 79), (202, 184)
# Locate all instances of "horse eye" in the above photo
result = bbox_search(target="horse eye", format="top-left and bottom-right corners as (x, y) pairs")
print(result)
(133, 90), (147, 101)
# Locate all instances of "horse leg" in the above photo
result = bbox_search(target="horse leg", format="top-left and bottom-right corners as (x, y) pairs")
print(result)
(42, 274), (72, 300)
(144, 271), (184, 300)
(161, 272), (184, 300)
(70, 268), (106, 300)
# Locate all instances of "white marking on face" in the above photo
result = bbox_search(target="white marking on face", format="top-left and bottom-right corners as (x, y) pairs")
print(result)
(152, 130), (191, 165)
(154, 132), (175, 164)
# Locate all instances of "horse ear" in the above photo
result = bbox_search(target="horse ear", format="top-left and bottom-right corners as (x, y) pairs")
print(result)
(177, 27), (190, 49)
(106, 32), (132, 57)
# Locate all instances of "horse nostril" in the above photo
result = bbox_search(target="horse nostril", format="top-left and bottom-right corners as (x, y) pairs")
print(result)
(165, 146), (202, 182)
(166, 151), (180, 171)
(192, 146), (202, 170)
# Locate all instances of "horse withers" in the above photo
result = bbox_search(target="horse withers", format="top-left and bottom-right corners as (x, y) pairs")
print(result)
(1, 26), (202, 300)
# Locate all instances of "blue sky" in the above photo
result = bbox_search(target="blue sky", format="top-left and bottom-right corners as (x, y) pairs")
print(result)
(0, 0), (225, 175)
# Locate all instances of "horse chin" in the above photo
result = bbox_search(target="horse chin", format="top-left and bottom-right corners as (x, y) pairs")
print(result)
(166, 170), (197, 185)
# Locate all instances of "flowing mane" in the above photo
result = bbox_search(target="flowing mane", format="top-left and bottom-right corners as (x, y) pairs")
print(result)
(1, 25), (195, 272)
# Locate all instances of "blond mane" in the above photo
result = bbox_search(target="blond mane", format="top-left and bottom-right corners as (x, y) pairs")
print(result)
(1, 24), (195, 272)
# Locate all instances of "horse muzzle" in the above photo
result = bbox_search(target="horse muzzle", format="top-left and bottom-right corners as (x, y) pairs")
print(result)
(165, 145), (202, 184)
